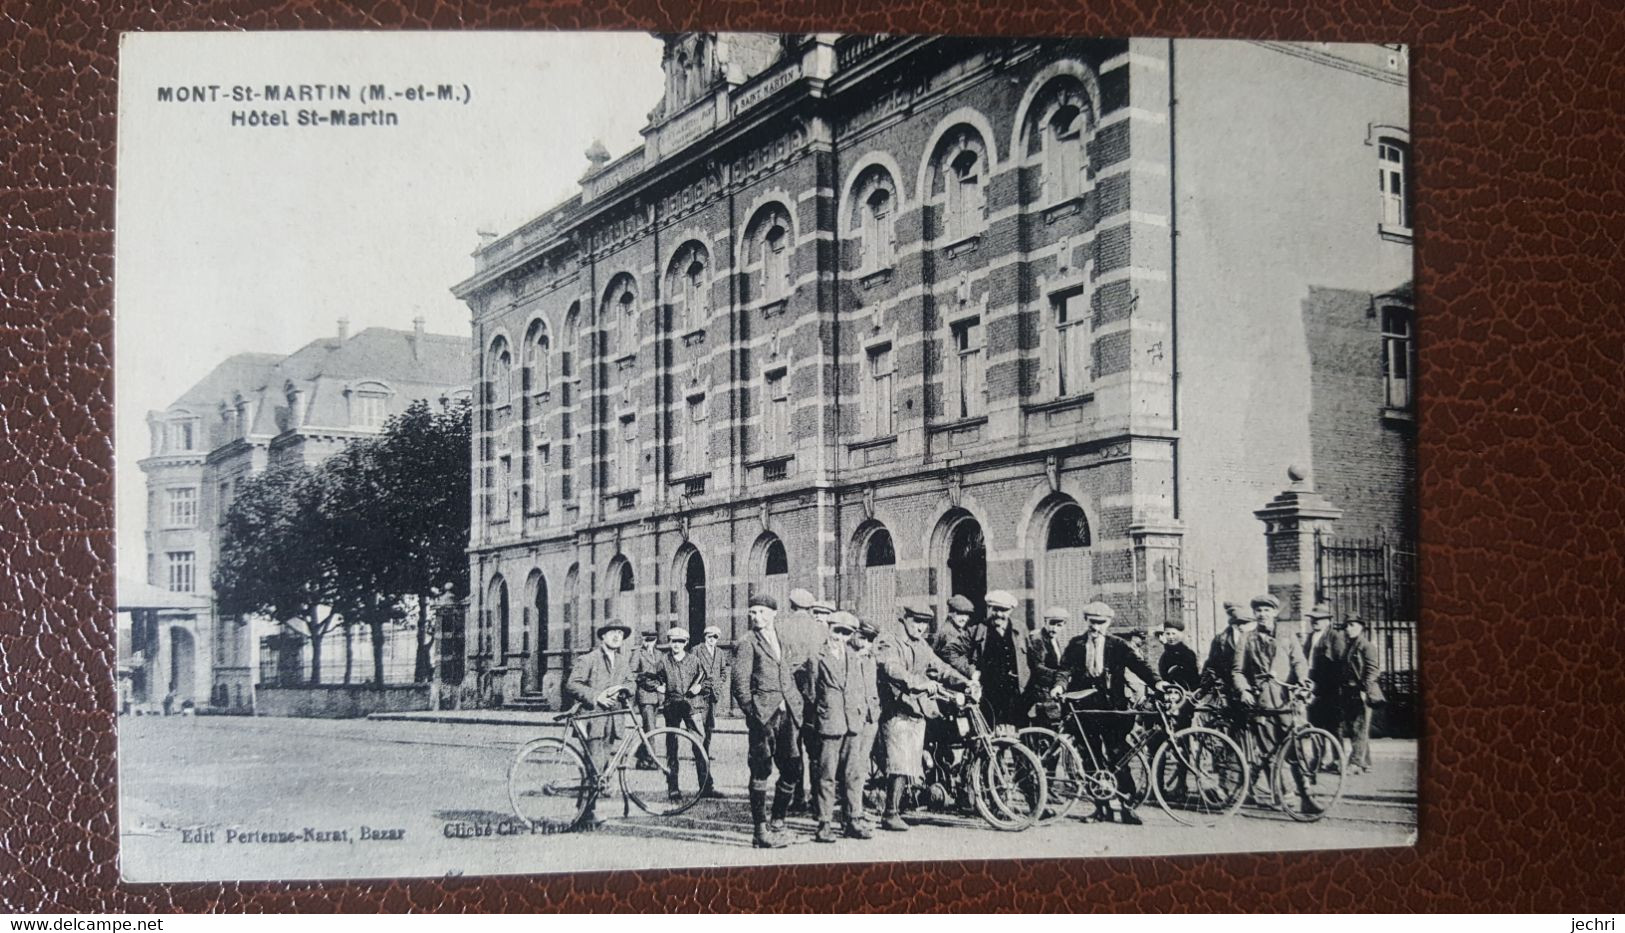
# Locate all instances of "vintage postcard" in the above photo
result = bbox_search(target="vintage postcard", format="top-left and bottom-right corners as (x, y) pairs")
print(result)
(115, 30), (1416, 882)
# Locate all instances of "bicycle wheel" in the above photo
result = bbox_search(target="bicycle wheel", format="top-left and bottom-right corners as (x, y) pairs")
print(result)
(509, 737), (593, 831)
(1121, 746), (1153, 812)
(619, 727), (710, 817)
(970, 738), (1048, 832)
(1271, 726), (1345, 822)
(1151, 726), (1248, 827)
(1017, 727), (1085, 824)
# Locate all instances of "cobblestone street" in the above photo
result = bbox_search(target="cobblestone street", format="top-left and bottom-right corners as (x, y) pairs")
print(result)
(120, 714), (1417, 882)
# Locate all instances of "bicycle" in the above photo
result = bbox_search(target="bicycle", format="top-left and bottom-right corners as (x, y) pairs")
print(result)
(1194, 677), (1346, 822)
(508, 685), (711, 832)
(873, 687), (1050, 832)
(1020, 683), (1250, 828)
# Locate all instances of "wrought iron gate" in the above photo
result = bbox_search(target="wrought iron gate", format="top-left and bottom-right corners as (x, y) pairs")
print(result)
(1315, 530), (1418, 736)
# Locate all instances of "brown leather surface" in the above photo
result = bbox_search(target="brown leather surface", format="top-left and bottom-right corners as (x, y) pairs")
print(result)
(4, 0), (1624, 914)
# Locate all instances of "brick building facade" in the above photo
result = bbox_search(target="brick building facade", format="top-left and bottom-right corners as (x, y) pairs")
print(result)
(452, 35), (1415, 707)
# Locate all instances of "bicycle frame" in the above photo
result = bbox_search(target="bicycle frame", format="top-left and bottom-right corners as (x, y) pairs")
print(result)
(562, 705), (657, 788)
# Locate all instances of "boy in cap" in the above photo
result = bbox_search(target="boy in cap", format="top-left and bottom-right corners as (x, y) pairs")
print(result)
(844, 617), (885, 836)
(655, 627), (711, 802)
(874, 600), (977, 831)
(730, 593), (811, 848)
(807, 611), (878, 842)
(1156, 618), (1200, 691)
(694, 624), (729, 785)
(1339, 615), (1383, 773)
(1023, 600), (1068, 726)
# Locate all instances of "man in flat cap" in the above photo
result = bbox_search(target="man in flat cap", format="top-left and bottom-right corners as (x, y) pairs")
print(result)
(777, 588), (828, 813)
(874, 600), (977, 831)
(653, 627), (711, 801)
(630, 629), (666, 769)
(730, 593), (812, 847)
(843, 617), (885, 836)
(1252, 593), (1309, 698)
(1024, 600), (1069, 727)
(1057, 601), (1165, 823)
(1202, 601), (1258, 701)
(1302, 603), (1345, 733)
(566, 620), (637, 823)
(932, 594), (981, 681)
(807, 611), (879, 842)
(974, 592), (1031, 728)
(694, 624), (729, 787)
(1338, 615), (1384, 773)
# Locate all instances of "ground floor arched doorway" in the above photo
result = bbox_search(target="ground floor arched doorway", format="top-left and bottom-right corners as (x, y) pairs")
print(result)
(944, 512), (987, 619)
(682, 550), (707, 643)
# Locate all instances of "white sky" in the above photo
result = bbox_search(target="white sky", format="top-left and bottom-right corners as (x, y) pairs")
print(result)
(115, 31), (665, 582)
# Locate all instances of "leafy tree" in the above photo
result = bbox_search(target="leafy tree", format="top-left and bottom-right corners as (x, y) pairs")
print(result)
(214, 466), (338, 683)
(369, 397), (472, 680)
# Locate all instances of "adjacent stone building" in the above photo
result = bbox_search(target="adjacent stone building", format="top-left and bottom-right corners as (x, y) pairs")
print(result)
(133, 321), (470, 712)
(451, 35), (1414, 707)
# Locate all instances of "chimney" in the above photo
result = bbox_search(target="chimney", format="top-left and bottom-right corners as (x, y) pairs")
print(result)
(412, 316), (425, 360)
(337, 318), (350, 342)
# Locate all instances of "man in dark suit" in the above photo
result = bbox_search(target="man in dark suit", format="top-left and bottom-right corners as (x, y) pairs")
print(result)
(729, 593), (811, 848)
(564, 620), (636, 824)
(654, 627), (710, 801)
(1056, 601), (1164, 824)
(1201, 601), (1256, 702)
(975, 592), (1032, 727)
(1302, 602), (1346, 732)
(1339, 615), (1384, 773)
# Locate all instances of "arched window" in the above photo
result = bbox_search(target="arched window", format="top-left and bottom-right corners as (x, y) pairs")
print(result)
(665, 242), (710, 336)
(1041, 501), (1092, 615)
(927, 123), (992, 244)
(1023, 78), (1095, 208)
(849, 165), (899, 274)
(857, 526), (897, 629)
(605, 557), (635, 622)
(524, 319), (551, 398)
(561, 303), (580, 379)
(747, 204), (794, 306)
(754, 535), (791, 613)
(762, 224), (790, 302)
(617, 288), (638, 356)
(487, 336), (512, 409)
(1044, 104), (1086, 204)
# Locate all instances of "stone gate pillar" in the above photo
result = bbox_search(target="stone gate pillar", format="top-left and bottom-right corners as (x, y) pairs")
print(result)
(1253, 466), (1342, 624)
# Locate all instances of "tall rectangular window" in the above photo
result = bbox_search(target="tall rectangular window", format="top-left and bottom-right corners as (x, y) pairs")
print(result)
(1378, 138), (1411, 231)
(862, 344), (895, 437)
(763, 370), (789, 455)
(534, 443), (551, 510)
(618, 416), (639, 490)
(167, 419), (196, 452)
(1382, 306), (1414, 409)
(1052, 289), (1090, 398)
(166, 486), (197, 528)
(496, 455), (512, 522)
(218, 481), (231, 526)
(356, 393), (388, 428)
(560, 444), (574, 503)
(683, 394), (708, 475)
(166, 551), (195, 593)
(950, 318), (985, 419)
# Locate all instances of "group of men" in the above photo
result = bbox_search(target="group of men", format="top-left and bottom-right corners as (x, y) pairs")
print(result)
(562, 585), (1385, 845)
(1200, 594), (1386, 774)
